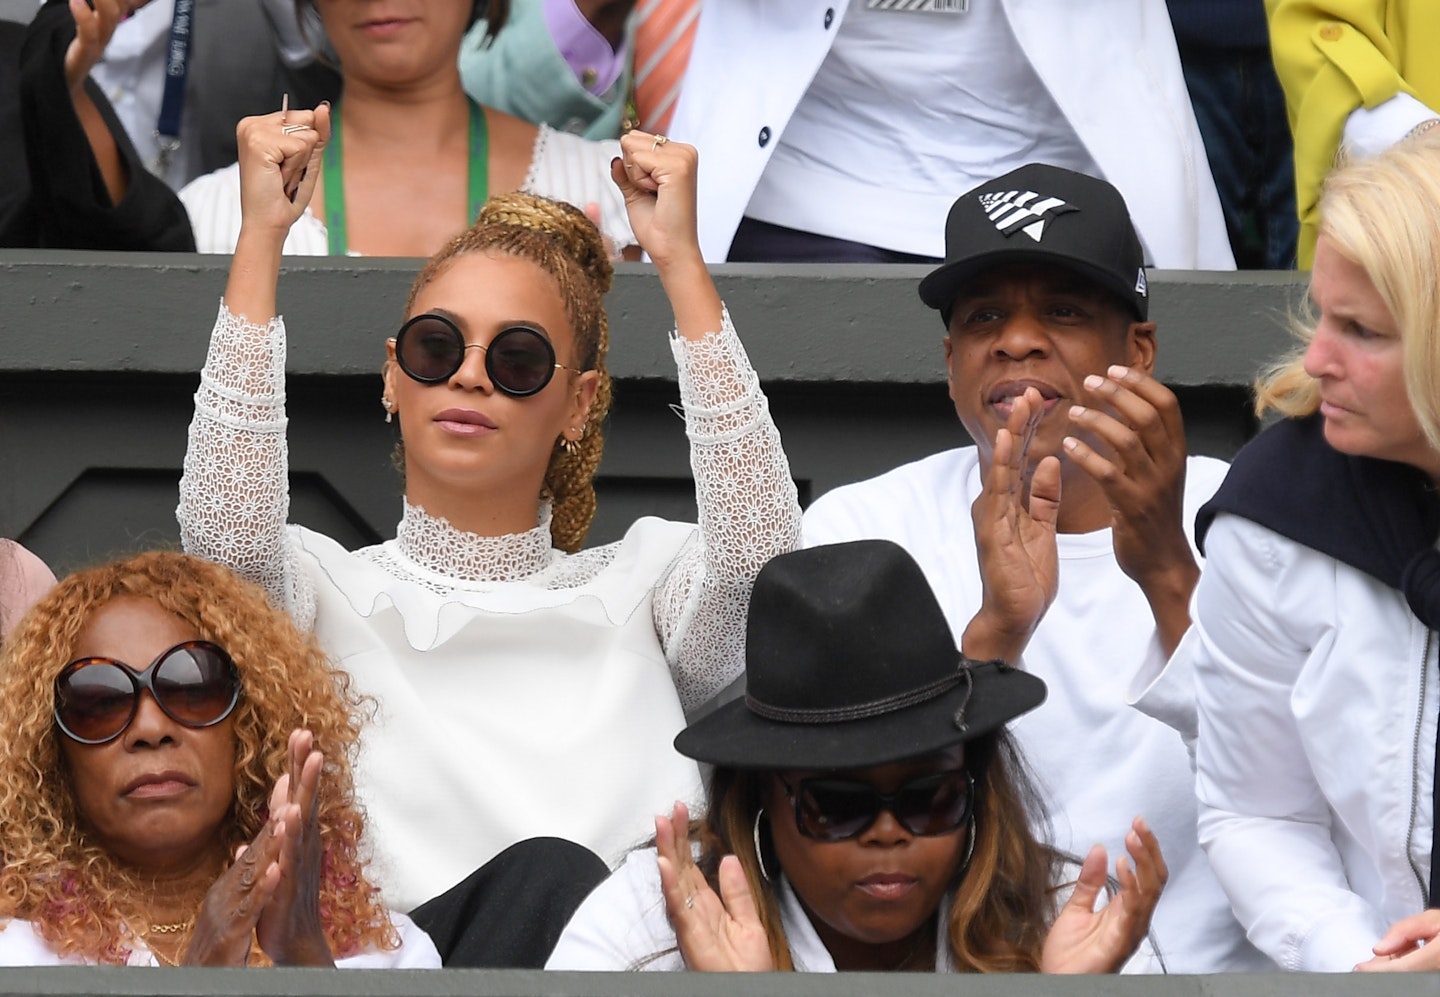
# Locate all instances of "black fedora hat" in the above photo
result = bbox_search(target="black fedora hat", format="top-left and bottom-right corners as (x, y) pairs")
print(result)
(675, 540), (1046, 771)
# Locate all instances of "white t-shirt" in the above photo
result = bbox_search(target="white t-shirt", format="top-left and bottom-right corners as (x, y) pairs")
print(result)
(801, 448), (1271, 973)
(0, 911), (439, 967)
(746, 3), (1100, 255)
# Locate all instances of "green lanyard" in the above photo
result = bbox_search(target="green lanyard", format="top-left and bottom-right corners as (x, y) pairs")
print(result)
(322, 100), (489, 256)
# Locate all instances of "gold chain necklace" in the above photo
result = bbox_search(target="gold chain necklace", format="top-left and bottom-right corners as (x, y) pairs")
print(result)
(137, 914), (194, 967)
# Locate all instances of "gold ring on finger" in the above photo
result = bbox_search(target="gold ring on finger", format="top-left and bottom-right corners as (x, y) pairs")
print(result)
(684, 895), (695, 909)
(651, 135), (668, 151)
(281, 124), (310, 135)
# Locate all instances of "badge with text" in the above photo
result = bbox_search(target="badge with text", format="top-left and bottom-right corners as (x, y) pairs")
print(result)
(865, 0), (969, 13)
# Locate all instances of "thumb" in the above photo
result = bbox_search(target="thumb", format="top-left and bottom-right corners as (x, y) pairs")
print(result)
(1065, 844), (1108, 914)
(1027, 454), (1062, 528)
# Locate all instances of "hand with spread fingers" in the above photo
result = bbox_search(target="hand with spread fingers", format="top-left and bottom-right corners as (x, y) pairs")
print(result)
(1354, 910), (1440, 972)
(184, 809), (288, 966)
(1063, 364), (1198, 655)
(1041, 816), (1168, 974)
(963, 386), (1063, 664)
(655, 801), (773, 972)
(254, 729), (334, 967)
(234, 101), (332, 240)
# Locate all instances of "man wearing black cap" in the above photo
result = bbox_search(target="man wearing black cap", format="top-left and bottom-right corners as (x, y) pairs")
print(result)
(803, 163), (1269, 973)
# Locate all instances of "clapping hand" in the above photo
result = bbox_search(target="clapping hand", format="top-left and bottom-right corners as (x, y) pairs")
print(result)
(254, 729), (333, 966)
(655, 801), (773, 972)
(962, 386), (1063, 663)
(1041, 816), (1168, 974)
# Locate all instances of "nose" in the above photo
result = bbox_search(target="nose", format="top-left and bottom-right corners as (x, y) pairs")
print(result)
(1303, 321), (1340, 381)
(858, 806), (911, 846)
(449, 341), (494, 393)
(122, 691), (178, 749)
(991, 311), (1050, 360)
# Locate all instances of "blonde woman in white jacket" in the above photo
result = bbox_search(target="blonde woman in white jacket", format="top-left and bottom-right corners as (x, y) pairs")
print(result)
(1154, 131), (1440, 973)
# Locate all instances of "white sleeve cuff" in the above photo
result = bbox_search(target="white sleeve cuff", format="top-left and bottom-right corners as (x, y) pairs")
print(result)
(1342, 93), (1440, 159)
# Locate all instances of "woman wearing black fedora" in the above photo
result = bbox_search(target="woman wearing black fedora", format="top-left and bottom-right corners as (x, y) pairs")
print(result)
(547, 539), (1167, 973)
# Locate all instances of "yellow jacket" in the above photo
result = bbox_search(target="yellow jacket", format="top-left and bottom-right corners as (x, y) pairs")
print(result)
(1267, 1), (1440, 266)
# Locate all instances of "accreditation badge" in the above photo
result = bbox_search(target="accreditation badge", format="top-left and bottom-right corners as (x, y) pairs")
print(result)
(865, 0), (969, 12)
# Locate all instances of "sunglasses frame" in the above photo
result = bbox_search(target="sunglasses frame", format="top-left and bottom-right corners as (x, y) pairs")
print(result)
(393, 313), (578, 398)
(53, 640), (242, 745)
(780, 768), (976, 843)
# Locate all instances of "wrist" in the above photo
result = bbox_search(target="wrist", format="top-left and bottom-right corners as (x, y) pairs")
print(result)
(961, 611), (1031, 664)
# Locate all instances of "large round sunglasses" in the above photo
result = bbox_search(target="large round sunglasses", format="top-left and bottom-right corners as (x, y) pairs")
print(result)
(780, 768), (975, 842)
(53, 640), (241, 745)
(394, 313), (580, 397)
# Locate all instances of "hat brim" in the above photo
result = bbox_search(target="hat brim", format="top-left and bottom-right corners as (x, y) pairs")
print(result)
(675, 666), (1046, 771)
(918, 249), (1145, 322)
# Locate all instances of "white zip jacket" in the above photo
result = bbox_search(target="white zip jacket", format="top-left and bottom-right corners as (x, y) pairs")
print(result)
(1165, 512), (1438, 972)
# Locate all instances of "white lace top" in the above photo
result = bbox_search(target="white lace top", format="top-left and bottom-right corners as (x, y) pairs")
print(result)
(179, 124), (634, 255)
(178, 302), (800, 910)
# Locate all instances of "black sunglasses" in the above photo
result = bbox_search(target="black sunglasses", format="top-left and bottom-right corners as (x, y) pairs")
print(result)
(53, 640), (241, 745)
(780, 769), (975, 842)
(394, 313), (580, 397)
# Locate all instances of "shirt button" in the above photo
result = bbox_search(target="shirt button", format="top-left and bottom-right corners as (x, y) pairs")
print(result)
(824, 7), (834, 28)
(1318, 23), (1342, 41)
(758, 126), (771, 147)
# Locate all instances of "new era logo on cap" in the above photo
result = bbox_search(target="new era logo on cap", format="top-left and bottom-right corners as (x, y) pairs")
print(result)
(977, 190), (1079, 243)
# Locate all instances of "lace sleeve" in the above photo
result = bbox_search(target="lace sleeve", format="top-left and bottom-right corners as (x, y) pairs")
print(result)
(176, 300), (315, 628)
(653, 306), (801, 711)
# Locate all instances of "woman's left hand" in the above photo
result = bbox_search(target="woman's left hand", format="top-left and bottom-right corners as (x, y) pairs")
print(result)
(254, 729), (334, 967)
(655, 801), (773, 972)
(1041, 816), (1167, 974)
(1355, 910), (1440, 971)
(610, 130), (701, 272)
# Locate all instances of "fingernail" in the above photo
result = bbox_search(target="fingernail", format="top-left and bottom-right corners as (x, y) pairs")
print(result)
(1109, 365), (1130, 379)
(319, 100), (331, 109)
(1070, 404), (1086, 416)
(1083, 374), (1103, 390)
(1062, 437), (1078, 451)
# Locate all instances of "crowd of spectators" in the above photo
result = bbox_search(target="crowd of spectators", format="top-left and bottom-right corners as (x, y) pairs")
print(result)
(3, 0), (1440, 981)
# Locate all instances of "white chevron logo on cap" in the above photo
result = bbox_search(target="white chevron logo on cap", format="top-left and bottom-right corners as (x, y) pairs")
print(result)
(977, 190), (1073, 242)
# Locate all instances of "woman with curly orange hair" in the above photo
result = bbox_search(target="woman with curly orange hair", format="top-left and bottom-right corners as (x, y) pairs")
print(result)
(0, 550), (438, 968)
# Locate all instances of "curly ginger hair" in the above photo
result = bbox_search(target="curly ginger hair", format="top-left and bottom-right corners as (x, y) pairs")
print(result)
(0, 551), (397, 963)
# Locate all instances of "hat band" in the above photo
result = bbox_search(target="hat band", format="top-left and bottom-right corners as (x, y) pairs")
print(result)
(745, 671), (962, 725)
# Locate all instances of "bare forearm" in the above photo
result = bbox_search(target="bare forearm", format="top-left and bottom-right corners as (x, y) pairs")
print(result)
(1138, 560), (1200, 658)
(224, 228), (286, 324)
(70, 84), (126, 205)
(657, 256), (723, 343)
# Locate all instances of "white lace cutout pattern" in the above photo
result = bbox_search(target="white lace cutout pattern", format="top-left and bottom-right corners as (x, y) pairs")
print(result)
(655, 308), (802, 710)
(179, 302), (800, 712)
(178, 301), (316, 629)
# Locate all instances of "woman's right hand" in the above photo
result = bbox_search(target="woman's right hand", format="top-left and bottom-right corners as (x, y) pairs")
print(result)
(184, 810), (288, 965)
(655, 801), (773, 972)
(235, 103), (330, 241)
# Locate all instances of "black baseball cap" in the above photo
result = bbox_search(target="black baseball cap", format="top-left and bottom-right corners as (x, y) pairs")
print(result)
(918, 163), (1149, 324)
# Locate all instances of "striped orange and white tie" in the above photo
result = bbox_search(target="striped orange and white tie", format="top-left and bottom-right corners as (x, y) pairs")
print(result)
(632, 0), (701, 134)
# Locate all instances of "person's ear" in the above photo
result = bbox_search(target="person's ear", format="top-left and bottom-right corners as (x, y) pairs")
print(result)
(569, 370), (601, 430)
(1127, 321), (1157, 375)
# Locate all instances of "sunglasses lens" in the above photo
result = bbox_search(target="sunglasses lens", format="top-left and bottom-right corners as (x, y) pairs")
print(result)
(795, 770), (973, 841)
(487, 327), (556, 396)
(893, 771), (972, 836)
(56, 663), (136, 743)
(399, 318), (463, 382)
(797, 781), (883, 842)
(153, 644), (238, 728)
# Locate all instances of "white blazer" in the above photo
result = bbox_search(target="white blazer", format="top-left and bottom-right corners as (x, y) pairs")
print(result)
(669, 0), (1233, 269)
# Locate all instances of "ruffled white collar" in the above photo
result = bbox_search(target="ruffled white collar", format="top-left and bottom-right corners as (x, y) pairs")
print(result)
(394, 498), (554, 583)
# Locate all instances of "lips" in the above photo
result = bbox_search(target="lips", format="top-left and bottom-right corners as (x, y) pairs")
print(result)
(856, 873), (919, 901)
(122, 770), (195, 798)
(434, 408), (498, 436)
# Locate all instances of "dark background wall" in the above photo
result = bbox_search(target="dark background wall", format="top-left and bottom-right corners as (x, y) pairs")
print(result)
(0, 252), (1305, 576)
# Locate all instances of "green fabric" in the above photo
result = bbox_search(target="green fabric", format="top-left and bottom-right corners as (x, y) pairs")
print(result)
(459, 0), (630, 141)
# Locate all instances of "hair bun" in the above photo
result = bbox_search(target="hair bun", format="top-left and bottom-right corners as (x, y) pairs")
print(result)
(477, 193), (614, 295)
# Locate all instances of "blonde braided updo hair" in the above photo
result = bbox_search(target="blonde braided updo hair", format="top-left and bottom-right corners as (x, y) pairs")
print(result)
(402, 193), (614, 553)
